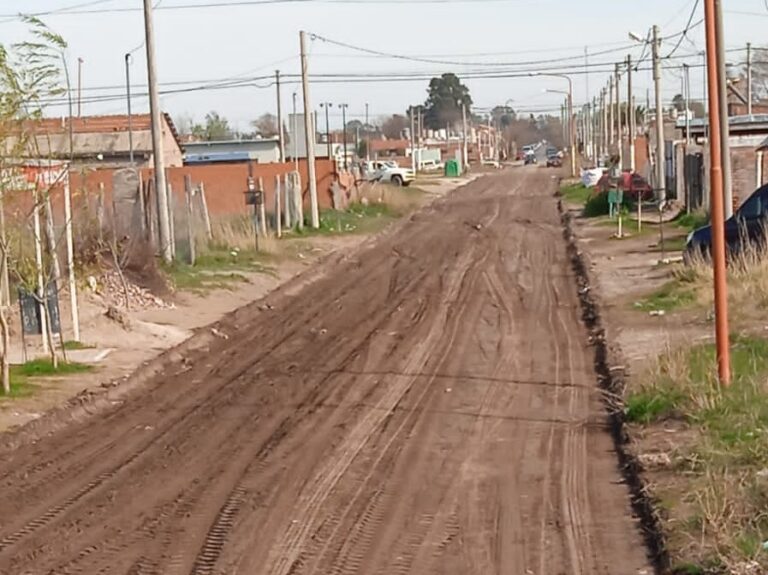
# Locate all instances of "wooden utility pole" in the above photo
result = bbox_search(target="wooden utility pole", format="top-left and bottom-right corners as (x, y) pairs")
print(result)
(276, 70), (285, 163)
(461, 102), (468, 171)
(627, 55), (636, 172)
(143, 0), (172, 262)
(652, 25), (666, 200)
(300, 31), (319, 228)
(747, 42), (753, 117)
(608, 76), (614, 149)
(704, 0), (731, 386)
(615, 62), (623, 170)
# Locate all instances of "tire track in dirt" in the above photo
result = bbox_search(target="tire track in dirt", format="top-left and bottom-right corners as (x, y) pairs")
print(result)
(0, 169), (654, 575)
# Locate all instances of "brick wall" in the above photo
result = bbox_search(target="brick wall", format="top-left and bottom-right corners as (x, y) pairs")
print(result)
(68, 159), (337, 217)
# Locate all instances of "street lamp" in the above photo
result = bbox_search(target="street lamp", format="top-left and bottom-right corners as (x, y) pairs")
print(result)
(532, 72), (575, 176)
(319, 102), (333, 160)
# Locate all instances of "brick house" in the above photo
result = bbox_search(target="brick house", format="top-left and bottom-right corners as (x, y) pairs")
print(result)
(23, 113), (183, 169)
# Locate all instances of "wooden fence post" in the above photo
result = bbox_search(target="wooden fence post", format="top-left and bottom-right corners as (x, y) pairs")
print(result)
(184, 174), (196, 265)
(166, 182), (176, 260)
(275, 175), (282, 238)
(198, 181), (213, 241)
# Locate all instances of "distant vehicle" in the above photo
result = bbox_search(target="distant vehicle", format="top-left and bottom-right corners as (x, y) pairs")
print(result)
(420, 159), (444, 172)
(363, 160), (414, 186)
(522, 145), (534, 155)
(524, 152), (538, 166)
(546, 152), (562, 168)
(686, 183), (768, 260)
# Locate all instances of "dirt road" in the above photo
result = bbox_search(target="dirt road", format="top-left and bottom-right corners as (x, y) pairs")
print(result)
(0, 169), (651, 574)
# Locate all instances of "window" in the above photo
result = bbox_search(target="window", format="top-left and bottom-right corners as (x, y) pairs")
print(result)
(738, 188), (768, 219)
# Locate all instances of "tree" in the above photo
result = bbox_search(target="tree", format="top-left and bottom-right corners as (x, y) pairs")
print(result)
(381, 114), (408, 139)
(423, 73), (472, 130)
(671, 94), (707, 118)
(491, 105), (516, 128)
(0, 16), (75, 391)
(202, 111), (233, 141)
(252, 113), (278, 138)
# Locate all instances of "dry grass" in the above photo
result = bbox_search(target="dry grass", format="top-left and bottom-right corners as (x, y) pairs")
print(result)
(627, 335), (768, 571)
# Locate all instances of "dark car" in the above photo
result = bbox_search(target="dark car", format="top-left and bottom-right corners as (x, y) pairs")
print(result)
(686, 183), (768, 260)
(546, 150), (562, 168)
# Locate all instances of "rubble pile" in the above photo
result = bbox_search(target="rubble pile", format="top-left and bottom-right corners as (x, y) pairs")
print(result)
(90, 272), (174, 310)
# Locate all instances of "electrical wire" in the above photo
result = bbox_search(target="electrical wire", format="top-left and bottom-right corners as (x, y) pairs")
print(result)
(664, 0), (701, 58)
(0, 0), (544, 19)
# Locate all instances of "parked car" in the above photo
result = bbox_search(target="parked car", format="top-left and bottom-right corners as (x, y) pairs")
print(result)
(363, 160), (415, 186)
(686, 183), (768, 260)
(524, 152), (538, 166)
(621, 172), (654, 201)
(420, 159), (444, 172)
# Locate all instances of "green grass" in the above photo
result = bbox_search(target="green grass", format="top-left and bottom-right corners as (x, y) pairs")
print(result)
(625, 386), (686, 424)
(0, 359), (93, 399)
(560, 183), (592, 206)
(627, 335), (768, 568)
(62, 340), (95, 351)
(293, 202), (400, 237)
(675, 211), (710, 232)
(165, 247), (274, 293)
(634, 280), (696, 312)
(627, 335), (768, 446)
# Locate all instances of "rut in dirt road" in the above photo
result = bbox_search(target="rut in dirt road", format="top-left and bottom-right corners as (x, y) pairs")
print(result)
(0, 169), (652, 575)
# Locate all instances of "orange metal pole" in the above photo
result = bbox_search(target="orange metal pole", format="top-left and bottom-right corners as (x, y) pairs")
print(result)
(704, 0), (732, 386)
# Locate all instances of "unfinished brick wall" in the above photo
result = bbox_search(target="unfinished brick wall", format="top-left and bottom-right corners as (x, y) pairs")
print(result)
(68, 159), (337, 218)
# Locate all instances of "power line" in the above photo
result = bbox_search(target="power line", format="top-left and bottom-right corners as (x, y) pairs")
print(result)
(0, 0), (541, 19)
(664, 0), (701, 58)
(309, 32), (641, 68)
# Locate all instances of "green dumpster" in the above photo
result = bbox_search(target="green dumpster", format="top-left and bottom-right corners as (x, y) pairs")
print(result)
(444, 160), (460, 177)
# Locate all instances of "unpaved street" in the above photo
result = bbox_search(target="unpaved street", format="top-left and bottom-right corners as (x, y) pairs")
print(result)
(0, 169), (651, 574)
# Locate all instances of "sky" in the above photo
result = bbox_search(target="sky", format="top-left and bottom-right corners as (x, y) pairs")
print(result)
(2, 0), (768, 133)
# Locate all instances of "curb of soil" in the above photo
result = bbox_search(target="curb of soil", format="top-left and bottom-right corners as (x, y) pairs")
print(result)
(557, 193), (669, 573)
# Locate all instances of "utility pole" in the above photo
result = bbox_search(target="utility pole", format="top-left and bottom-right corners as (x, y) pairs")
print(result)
(365, 102), (370, 161)
(125, 53), (134, 164)
(608, 76), (615, 149)
(601, 88), (608, 161)
(628, 55), (636, 172)
(461, 102), (468, 171)
(300, 31), (319, 229)
(143, 0), (171, 263)
(747, 42), (753, 117)
(652, 24), (666, 200)
(684, 63), (692, 145)
(615, 62), (623, 170)
(275, 70), (285, 163)
(77, 57), (83, 117)
(339, 103), (349, 170)
(320, 102), (332, 159)
(292, 91), (299, 172)
(704, 0), (731, 386)
(715, 0), (733, 217)
(410, 106), (416, 173)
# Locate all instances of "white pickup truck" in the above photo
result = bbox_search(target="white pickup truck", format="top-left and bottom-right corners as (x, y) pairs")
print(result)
(363, 161), (415, 187)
